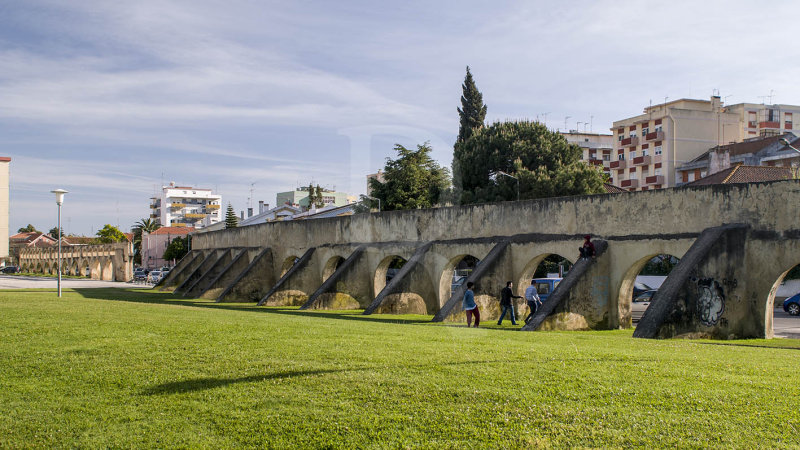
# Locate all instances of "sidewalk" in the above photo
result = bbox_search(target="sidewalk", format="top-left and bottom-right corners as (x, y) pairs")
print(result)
(0, 275), (147, 290)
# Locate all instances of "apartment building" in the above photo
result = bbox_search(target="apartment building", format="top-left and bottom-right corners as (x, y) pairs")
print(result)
(610, 96), (800, 192)
(150, 182), (222, 229)
(562, 131), (614, 178)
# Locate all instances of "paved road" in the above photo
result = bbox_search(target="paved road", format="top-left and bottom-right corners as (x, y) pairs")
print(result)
(0, 275), (148, 290)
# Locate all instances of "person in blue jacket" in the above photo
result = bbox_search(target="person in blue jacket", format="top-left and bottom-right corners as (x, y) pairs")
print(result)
(462, 282), (479, 327)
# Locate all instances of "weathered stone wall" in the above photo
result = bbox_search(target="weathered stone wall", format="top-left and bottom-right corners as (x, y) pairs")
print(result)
(19, 242), (133, 282)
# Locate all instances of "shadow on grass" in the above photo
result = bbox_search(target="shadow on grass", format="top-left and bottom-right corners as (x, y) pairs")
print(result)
(142, 359), (513, 395)
(71, 288), (433, 325)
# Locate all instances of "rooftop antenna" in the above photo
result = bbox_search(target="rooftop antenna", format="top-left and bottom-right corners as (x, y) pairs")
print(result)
(769, 89), (775, 104)
(576, 121), (584, 132)
(564, 116), (571, 132)
(590, 115), (594, 132)
(247, 182), (255, 209)
(542, 112), (550, 127)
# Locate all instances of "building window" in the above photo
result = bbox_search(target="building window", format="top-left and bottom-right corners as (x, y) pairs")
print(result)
(642, 127), (649, 136)
(629, 151), (636, 159)
(642, 148), (649, 156)
(603, 154), (610, 161)
(655, 168), (662, 175)
(655, 124), (662, 132)
(618, 154), (624, 160)
(655, 145), (662, 155)
(618, 134), (623, 141)
(629, 130), (636, 138)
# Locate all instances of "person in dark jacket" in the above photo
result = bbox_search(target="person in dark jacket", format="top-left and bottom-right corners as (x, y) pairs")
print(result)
(579, 235), (596, 259)
(498, 281), (522, 325)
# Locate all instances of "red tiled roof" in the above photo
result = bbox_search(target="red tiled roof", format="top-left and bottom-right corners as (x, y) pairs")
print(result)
(603, 183), (628, 194)
(689, 133), (796, 163)
(149, 226), (195, 235)
(686, 165), (792, 186)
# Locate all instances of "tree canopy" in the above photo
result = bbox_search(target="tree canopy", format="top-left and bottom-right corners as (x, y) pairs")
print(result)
(163, 236), (189, 262)
(49, 227), (64, 239)
(368, 143), (450, 211)
(306, 184), (324, 209)
(95, 224), (127, 243)
(225, 203), (238, 228)
(17, 224), (38, 233)
(453, 120), (606, 204)
(456, 66), (487, 144)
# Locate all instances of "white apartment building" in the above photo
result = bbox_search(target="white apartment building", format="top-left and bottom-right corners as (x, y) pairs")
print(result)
(562, 131), (614, 178)
(150, 182), (222, 229)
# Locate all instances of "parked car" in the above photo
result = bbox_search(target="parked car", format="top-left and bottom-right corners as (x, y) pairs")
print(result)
(1, 265), (20, 274)
(784, 293), (800, 316)
(633, 282), (653, 299)
(533, 278), (562, 303)
(634, 290), (656, 303)
(451, 275), (467, 293)
(147, 270), (162, 284)
(631, 290), (656, 322)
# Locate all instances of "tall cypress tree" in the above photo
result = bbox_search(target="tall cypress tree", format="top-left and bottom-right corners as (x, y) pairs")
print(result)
(456, 66), (487, 143)
(224, 203), (238, 228)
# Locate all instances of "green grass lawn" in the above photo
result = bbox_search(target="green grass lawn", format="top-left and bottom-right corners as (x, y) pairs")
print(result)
(1, 288), (798, 448)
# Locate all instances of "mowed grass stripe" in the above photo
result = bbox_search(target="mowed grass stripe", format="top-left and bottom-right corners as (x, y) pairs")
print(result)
(0, 288), (798, 448)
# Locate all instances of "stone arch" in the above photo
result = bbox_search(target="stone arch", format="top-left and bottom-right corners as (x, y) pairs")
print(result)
(79, 259), (89, 277)
(322, 255), (345, 282)
(372, 255), (408, 297)
(280, 255), (300, 277)
(438, 254), (481, 308)
(516, 253), (574, 294)
(617, 253), (681, 328)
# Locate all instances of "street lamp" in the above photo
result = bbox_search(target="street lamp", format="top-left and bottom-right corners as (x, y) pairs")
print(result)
(363, 195), (381, 212)
(50, 189), (68, 297)
(494, 170), (520, 201)
(779, 138), (800, 154)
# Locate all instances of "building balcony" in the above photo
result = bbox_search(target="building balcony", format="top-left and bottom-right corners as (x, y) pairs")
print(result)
(184, 213), (206, 219)
(170, 203), (186, 209)
(149, 214), (158, 219)
(747, 121), (758, 128)
(632, 155), (652, 166)
(644, 130), (664, 142)
(587, 158), (604, 166)
(644, 175), (665, 185)
(609, 160), (627, 169)
(620, 179), (639, 189)
(620, 136), (640, 147)
(205, 204), (221, 210)
(149, 203), (158, 209)
(170, 222), (187, 227)
(759, 121), (780, 129)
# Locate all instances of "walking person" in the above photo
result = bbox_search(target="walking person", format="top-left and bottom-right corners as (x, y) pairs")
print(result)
(463, 282), (480, 327)
(524, 279), (542, 324)
(497, 281), (522, 325)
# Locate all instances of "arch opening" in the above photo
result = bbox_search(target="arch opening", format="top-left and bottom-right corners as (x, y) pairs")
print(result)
(280, 255), (300, 278)
(372, 255), (408, 297)
(322, 256), (345, 282)
(515, 253), (574, 324)
(767, 263), (800, 339)
(618, 254), (680, 329)
(438, 254), (481, 308)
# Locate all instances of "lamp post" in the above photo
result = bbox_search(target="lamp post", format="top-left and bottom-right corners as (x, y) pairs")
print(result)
(51, 189), (68, 297)
(494, 170), (519, 201)
(779, 138), (800, 179)
(363, 195), (381, 212)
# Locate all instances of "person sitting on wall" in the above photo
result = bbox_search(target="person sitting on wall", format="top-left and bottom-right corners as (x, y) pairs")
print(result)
(579, 235), (596, 260)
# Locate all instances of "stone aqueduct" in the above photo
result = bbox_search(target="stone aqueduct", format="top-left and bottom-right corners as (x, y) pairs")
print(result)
(19, 242), (133, 282)
(158, 181), (799, 339)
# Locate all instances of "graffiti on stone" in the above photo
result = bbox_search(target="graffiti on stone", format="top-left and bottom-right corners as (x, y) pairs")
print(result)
(695, 278), (725, 326)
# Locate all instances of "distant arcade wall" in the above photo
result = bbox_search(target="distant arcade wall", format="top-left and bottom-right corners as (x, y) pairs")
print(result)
(19, 242), (133, 282)
(162, 181), (800, 339)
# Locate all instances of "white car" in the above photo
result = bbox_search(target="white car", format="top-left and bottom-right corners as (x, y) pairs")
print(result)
(147, 270), (162, 283)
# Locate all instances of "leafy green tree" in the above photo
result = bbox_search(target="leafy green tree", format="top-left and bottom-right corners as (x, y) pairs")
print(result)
(225, 203), (238, 228)
(131, 218), (161, 265)
(306, 183), (325, 209)
(48, 227), (64, 239)
(17, 224), (38, 233)
(453, 120), (606, 204)
(368, 142), (450, 211)
(95, 224), (127, 243)
(163, 236), (188, 262)
(640, 255), (680, 276)
(457, 66), (487, 144)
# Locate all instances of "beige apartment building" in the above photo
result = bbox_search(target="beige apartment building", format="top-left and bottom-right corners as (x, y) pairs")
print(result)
(610, 96), (800, 191)
(562, 131), (614, 178)
(0, 157), (9, 264)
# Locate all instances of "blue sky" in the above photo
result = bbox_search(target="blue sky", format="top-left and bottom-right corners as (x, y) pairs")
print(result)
(2, 0), (799, 235)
